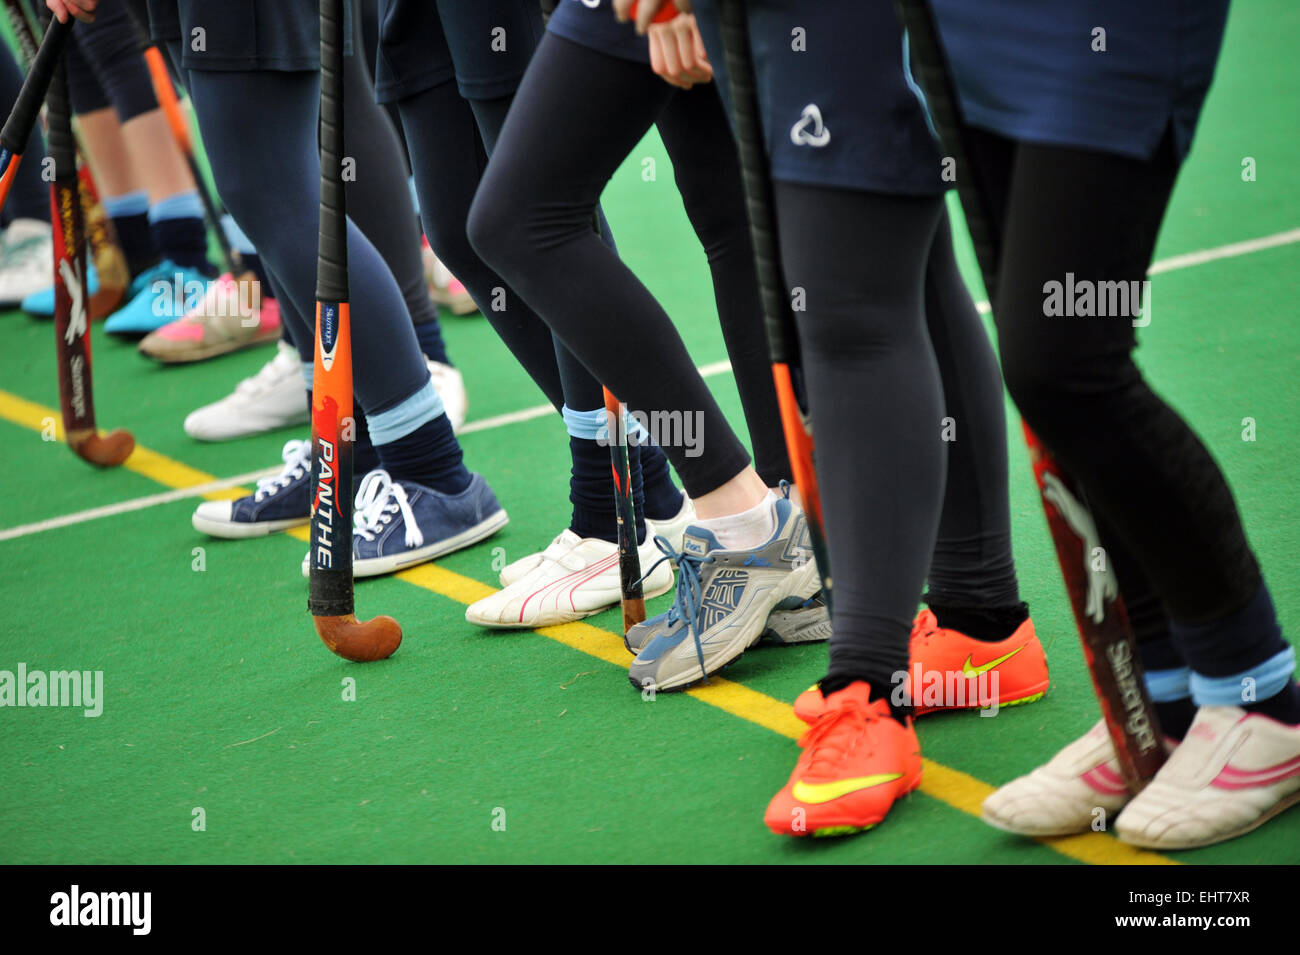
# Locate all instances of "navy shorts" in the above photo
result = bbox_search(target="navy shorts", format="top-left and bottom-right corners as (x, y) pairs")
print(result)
(145, 0), (350, 72)
(546, 0), (649, 65)
(931, 0), (1228, 161)
(692, 0), (943, 196)
(373, 0), (545, 103)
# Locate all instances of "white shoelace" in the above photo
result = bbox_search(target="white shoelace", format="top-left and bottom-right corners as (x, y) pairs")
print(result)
(254, 440), (312, 502)
(353, 469), (423, 548)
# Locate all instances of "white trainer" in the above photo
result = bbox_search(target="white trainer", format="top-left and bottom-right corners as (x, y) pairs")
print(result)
(982, 719), (1145, 837)
(184, 340), (308, 441)
(1114, 704), (1300, 849)
(467, 528), (674, 628)
(0, 219), (53, 308)
(497, 495), (693, 589)
(427, 358), (466, 432)
(646, 494), (694, 558)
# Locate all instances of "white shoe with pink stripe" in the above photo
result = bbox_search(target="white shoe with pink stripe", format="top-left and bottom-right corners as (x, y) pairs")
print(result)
(465, 529), (674, 629)
(982, 720), (1144, 837)
(1115, 704), (1300, 849)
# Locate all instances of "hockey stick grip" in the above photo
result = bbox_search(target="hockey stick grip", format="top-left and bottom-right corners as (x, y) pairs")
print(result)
(45, 53), (75, 176)
(715, 0), (797, 368)
(0, 15), (71, 155)
(316, 0), (347, 303)
(2, 0), (40, 67)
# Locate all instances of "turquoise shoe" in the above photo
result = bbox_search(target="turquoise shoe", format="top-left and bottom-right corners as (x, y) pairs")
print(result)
(21, 262), (100, 318)
(104, 261), (212, 335)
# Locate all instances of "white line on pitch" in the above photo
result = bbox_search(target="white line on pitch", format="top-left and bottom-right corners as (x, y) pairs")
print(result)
(0, 466), (280, 542)
(1148, 227), (1300, 275)
(970, 226), (1300, 314)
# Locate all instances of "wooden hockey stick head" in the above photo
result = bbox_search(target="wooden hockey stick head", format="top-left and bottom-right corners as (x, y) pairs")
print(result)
(67, 427), (134, 468)
(313, 613), (403, 663)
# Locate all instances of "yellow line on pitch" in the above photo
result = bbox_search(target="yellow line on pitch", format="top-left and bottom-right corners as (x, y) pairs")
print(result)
(5, 390), (1174, 865)
(0, 390), (245, 501)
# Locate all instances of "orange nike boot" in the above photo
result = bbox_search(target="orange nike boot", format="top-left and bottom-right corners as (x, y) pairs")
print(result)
(766, 682), (922, 837)
(792, 608), (1049, 722)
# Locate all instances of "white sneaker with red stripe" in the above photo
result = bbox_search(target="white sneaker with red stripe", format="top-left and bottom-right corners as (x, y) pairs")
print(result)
(1114, 704), (1300, 849)
(981, 720), (1151, 837)
(497, 495), (694, 589)
(465, 529), (674, 628)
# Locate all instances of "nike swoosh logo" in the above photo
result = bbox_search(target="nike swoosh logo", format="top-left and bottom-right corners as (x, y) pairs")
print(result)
(962, 645), (1024, 677)
(792, 774), (903, 804)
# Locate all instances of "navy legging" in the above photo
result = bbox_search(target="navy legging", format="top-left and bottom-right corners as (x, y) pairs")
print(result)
(186, 66), (427, 417)
(469, 34), (753, 497)
(0, 42), (47, 224)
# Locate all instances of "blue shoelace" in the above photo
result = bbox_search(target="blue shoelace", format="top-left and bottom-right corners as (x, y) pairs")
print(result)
(635, 534), (715, 682)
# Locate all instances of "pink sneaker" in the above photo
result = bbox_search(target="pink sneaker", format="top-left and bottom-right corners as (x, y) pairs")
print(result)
(423, 240), (479, 316)
(138, 271), (281, 363)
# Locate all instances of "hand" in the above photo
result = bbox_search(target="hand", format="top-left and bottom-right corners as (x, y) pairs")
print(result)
(47, 0), (98, 24)
(648, 13), (712, 88)
(614, 0), (693, 35)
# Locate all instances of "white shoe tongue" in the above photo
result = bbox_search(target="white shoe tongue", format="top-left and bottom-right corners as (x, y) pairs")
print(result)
(681, 532), (712, 557)
(542, 529), (584, 563)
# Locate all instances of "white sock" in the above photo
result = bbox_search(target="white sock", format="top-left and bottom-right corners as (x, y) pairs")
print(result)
(694, 491), (778, 551)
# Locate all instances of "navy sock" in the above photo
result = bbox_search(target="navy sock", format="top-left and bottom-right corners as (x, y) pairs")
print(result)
(352, 406), (380, 475)
(375, 413), (471, 494)
(1244, 681), (1300, 725)
(1154, 698), (1197, 740)
(151, 215), (213, 275)
(414, 320), (450, 365)
(638, 442), (684, 522)
(241, 251), (273, 294)
(1172, 582), (1284, 676)
(568, 435), (646, 545)
(1172, 584), (1300, 725)
(1138, 634), (1195, 738)
(112, 212), (155, 277)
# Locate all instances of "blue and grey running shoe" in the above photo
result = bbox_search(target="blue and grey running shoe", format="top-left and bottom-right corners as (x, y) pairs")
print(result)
(191, 439), (311, 538)
(627, 495), (820, 692)
(301, 469), (508, 578)
(761, 592), (832, 645)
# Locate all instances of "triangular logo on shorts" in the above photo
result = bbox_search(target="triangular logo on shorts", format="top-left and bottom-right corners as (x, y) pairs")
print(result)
(790, 104), (831, 148)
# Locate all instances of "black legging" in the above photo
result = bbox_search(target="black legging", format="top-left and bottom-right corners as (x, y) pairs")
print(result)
(774, 184), (946, 690)
(340, 11), (442, 340)
(651, 78), (791, 484)
(469, 33), (773, 496)
(397, 82), (573, 410)
(970, 127), (1261, 637)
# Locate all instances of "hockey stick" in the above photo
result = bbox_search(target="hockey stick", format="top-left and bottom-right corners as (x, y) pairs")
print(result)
(715, 0), (832, 607)
(0, 13), (70, 213)
(893, 0), (1163, 788)
(46, 49), (134, 467)
(604, 387), (646, 634)
(4, 0), (130, 320)
(309, 0), (402, 662)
